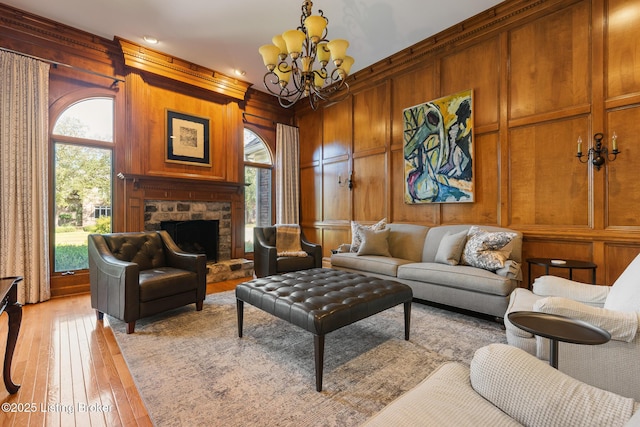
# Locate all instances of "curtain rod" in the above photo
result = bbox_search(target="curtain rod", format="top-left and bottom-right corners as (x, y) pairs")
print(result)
(243, 112), (277, 125)
(1, 47), (124, 86)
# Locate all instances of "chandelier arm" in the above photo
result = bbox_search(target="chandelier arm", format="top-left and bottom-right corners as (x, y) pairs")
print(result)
(262, 72), (285, 97)
(261, 0), (351, 110)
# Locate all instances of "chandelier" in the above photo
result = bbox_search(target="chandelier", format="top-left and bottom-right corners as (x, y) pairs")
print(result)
(258, 0), (354, 109)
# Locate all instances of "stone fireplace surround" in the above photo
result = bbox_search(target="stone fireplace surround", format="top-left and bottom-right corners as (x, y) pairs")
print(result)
(117, 173), (254, 282)
(144, 200), (231, 261)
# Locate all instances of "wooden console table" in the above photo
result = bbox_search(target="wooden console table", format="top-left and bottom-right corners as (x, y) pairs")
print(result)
(0, 276), (22, 394)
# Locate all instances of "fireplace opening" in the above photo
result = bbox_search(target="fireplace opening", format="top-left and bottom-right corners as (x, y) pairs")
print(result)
(161, 219), (219, 262)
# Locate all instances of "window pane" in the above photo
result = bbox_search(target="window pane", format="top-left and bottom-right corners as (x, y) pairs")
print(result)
(244, 129), (272, 253)
(244, 165), (272, 253)
(243, 129), (272, 164)
(52, 98), (113, 142)
(54, 144), (112, 272)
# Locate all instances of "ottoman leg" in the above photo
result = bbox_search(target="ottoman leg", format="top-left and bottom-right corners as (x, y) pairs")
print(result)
(236, 299), (244, 338)
(314, 334), (325, 392)
(404, 301), (411, 340)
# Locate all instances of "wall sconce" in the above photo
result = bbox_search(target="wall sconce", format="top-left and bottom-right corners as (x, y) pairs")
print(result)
(576, 132), (620, 170)
(338, 172), (353, 190)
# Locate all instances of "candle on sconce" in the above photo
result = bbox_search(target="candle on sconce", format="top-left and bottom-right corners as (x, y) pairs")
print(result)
(577, 136), (583, 155)
(612, 131), (618, 152)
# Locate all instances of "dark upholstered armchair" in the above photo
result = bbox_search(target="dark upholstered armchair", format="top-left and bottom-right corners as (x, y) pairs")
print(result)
(88, 230), (206, 334)
(253, 226), (322, 278)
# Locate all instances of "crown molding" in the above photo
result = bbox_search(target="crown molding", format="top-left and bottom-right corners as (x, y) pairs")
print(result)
(117, 38), (251, 101)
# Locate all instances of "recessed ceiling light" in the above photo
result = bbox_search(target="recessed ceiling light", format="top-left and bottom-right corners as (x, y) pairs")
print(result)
(143, 36), (159, 44)
(234, 69), (246, 77)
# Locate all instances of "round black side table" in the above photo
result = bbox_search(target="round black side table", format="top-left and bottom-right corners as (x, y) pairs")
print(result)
(508, 311), (610, 369)
(526, 258), (597, 289)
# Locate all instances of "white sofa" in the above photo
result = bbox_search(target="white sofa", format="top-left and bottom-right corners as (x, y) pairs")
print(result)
(505, 253), (640, 401)
(331, 223), (523, 318)
(363, 343), (640, 427)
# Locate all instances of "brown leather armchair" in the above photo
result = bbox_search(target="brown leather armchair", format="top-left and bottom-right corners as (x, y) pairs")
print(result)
(253, 226), (322, 278)
(88, 230), (206, 333)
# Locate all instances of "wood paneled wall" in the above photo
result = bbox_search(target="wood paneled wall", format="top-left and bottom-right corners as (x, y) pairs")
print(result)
(0, 3), (293, 296)
(296, 0), (640, 286)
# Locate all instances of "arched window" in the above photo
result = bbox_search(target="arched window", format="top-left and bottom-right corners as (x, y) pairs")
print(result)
(244, 128), (273, 253)
(52, 97), (114, 272)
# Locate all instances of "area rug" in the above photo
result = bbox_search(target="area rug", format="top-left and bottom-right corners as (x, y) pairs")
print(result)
(109, 291), (507, 427)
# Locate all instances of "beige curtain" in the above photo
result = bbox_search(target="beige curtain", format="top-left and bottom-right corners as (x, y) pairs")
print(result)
(275, 123), (300, 225)
(0, 50), (51, 304)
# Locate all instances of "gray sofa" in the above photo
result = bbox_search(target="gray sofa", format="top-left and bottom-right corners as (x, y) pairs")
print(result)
(363, 343), (640, 427)
(330, 223), (523, 318)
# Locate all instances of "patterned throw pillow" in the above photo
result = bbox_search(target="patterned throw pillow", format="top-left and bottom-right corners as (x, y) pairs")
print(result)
(462, 226), (517, 271)
(350, 218), (387, 253)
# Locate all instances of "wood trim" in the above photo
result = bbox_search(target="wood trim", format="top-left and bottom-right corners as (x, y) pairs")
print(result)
(117, 38), (251, 100)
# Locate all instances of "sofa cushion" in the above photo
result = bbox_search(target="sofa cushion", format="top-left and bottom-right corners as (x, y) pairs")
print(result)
(357, 227), (392, 257)
(397, 262), (514, 296)
(331, 252), (411, 277)
(362, 362), (520, 427)
(435, 229), (468, 265)
(461, 226), (516, 271)
(350, 218), (387, 253)
(276, 255), (315, 273)
(139, 267), (198, 302)
(471, 344), (637, 427)
(386, 223), (429, 262)
(604, 253), (640, 313)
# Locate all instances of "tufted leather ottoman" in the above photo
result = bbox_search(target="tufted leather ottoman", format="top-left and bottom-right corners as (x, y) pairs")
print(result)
(235, 268), (413, 391)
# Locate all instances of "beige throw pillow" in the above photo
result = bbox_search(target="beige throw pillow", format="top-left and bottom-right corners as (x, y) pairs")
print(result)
(350, 218), (387, 252)
(357, 227), (391, 257)
(435, 230), (468, 265)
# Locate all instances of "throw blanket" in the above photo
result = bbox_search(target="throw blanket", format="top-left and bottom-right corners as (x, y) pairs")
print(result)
(276, 224), (308, 257)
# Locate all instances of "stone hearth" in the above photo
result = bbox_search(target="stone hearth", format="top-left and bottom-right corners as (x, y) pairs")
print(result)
(207, 259), (254, 283)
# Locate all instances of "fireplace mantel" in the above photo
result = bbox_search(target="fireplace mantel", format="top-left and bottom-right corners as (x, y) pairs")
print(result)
(117, 173), (244, 195)
(118, 172), (245, 258)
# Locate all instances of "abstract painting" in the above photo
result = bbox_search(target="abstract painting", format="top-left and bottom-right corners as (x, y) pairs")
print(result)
(403, 90), (474, 203)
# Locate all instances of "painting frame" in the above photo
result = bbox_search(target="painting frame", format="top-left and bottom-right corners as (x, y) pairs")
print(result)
(165, 109), (211, 167)
(402, 89), (474, 204)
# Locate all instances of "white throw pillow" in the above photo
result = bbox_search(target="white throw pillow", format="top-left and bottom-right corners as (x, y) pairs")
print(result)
(604, 253), (640, 312)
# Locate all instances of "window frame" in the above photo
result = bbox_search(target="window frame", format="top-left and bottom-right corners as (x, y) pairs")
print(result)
(243, 128), (274, 255)
(49, 92), (116, 281)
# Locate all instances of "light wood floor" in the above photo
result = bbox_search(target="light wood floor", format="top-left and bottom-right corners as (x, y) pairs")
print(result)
(0, 279), (245, 427)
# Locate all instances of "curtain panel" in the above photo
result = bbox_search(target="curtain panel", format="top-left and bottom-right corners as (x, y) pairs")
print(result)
(275, 123), (300, 225)
(0, 50), (51, 303)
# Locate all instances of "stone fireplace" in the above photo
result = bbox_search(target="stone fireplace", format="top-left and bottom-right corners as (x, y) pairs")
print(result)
(144, 200), (231, 261)
(118, 174), (254, 281)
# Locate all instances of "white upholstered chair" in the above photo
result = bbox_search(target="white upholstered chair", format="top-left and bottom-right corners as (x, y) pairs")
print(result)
(505, 254), (640, 401)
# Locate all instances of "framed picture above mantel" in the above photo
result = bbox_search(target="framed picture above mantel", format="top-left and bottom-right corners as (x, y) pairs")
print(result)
(165, 109), (211, 167)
